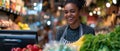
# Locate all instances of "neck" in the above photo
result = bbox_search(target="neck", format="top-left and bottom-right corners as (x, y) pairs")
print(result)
(70, 21), (80, 29)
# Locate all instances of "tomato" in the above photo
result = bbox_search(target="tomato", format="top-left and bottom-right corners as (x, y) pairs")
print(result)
(11, 48), (16, 51)
(11, 44), (42, 51)
(26, 44), (33, 49)
(22, 48), (27, 51)
(32, 44), (39, 51)
(39, 49), (42, 51)
(15, 47), (22, 51)
(26, 44), (33, 51)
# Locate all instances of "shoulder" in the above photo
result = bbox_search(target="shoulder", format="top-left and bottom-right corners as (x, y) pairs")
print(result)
(58, 25), (67, 31)
(82, 24), (95, 35)
(82, 24), (93, 30)
(56, 25), (67, 41)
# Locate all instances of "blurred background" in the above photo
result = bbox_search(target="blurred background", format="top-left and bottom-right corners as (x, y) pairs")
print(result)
(0, 0), (120, 47)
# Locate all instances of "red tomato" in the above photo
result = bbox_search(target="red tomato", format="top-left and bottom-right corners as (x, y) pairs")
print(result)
(26, 44), (33, 49)
(26, 44), (33, 51)
(11, 48), (16, 51)
(22, 48), (27, 51)
(15, 47), (22, 51)
(32, 44), (39, 51)
(39, 49), (42, 51)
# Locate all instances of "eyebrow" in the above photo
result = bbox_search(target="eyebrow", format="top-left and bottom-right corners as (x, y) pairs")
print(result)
(64, 8), (76, 11)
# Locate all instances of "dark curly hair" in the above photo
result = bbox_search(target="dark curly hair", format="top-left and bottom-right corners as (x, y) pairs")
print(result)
(63, 0), (85, 10)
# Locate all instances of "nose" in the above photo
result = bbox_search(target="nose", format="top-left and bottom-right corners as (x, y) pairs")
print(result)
(67, 12), (71, 16)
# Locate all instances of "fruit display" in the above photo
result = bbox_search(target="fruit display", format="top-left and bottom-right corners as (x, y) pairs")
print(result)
(11, 44), (42, 51)
(0, 19), (30, 30)
(18, 22), (30, 30)
(52, 26), (120, 51)
(0, 0), (2, 6)
(0, 0), (26, 15)
(69, 34), (90, 51)
(10, 26), (120, 51)
(0, 19), (13, 30)
(0, 19), (11, 27)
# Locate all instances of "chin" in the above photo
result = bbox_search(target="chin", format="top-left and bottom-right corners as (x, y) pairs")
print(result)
(68, 22), (74, 25)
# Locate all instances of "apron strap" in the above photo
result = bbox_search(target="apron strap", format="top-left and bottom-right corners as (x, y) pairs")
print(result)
(60, 25), (68, 44)
(60, 24), (83, 44)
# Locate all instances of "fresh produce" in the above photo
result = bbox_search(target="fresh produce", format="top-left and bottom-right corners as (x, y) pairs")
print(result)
(11, 26), (120, 51)
(11, 44), (42, 51)
(69, 35), (91, 51)
(0, 19), (12, 27)
(79, 26), (120, 51)
(43, 41), (77, 51)
(18, 22), (30, 30)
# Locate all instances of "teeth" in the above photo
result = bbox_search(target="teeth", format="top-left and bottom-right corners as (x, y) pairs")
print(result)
(68, 17), (73, 22)
(68, 17), (73, 20)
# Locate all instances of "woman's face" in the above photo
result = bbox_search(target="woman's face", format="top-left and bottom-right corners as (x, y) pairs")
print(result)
(64, 3), (80, 25)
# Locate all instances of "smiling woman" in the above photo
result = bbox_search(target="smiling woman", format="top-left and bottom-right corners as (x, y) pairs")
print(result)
(56, 0), (95, 44)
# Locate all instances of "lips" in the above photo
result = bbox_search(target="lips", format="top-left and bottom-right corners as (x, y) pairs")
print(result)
(67, 17), (74, 23)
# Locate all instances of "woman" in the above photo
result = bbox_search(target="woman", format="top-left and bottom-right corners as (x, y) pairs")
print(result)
(56, 0), (95, 44)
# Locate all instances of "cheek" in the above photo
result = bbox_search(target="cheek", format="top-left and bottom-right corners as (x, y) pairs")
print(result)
(64, 14), (67, 19)
(75, 13), (79, 18)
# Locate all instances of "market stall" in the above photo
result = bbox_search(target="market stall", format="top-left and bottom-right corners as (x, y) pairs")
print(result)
(0, 0), (120, 51)
(11, 25), (120, 51)
(0, 0), (29, 30)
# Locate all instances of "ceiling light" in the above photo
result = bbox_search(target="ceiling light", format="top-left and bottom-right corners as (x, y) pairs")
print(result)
(47, 21), (51, 26)
(106, 2), (111, 8)
(112, 0), (117, 4)
(34, 3), (37, 6)
(89, 12), (93, 16)
(93, 11), (96, 14)
(97, 11), (101, 15)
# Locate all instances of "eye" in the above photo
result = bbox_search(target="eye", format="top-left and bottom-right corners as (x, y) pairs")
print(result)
(70, 10), (75, 13)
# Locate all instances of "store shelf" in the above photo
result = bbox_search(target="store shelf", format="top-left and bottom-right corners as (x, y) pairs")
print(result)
(0, 6), (22, 16)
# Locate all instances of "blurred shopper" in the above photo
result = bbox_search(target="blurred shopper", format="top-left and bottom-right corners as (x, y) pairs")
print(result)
(56, 0), (95, 44)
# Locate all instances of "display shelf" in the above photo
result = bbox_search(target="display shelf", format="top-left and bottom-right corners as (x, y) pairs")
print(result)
(0, 6), (22, 16)
(0, 30), (38, 51)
